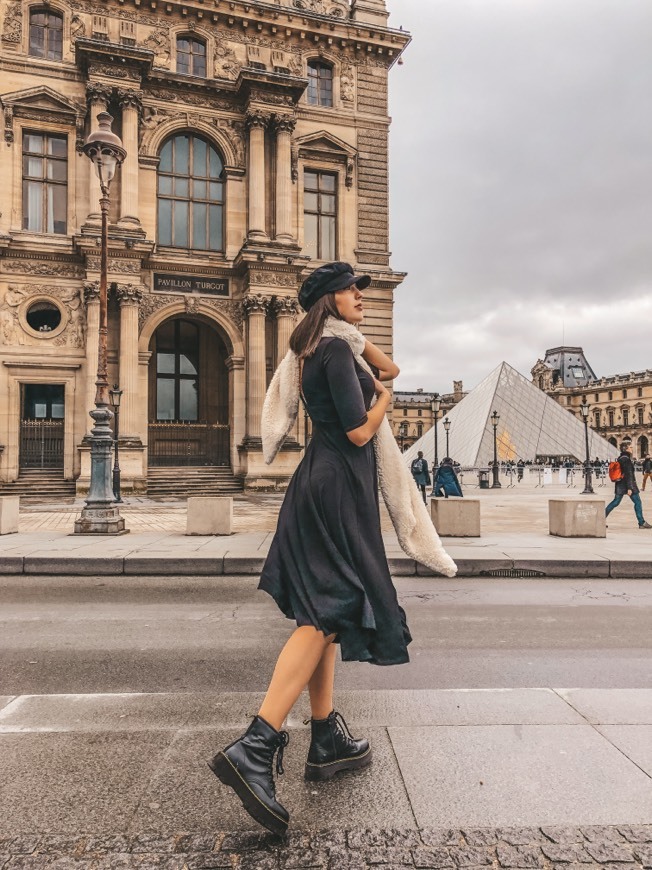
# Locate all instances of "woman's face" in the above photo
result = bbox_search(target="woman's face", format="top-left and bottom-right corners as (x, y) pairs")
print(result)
(334, 285), (364, 324)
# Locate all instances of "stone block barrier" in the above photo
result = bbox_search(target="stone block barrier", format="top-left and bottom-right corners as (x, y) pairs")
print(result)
(430, 496), (481, 537)
(0, 495), (19, 535)
(549, 499), (606, 538)
(186, 496), (233, 536)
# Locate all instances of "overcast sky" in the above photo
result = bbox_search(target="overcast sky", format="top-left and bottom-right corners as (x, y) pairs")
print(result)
(386, 0), (652, 395)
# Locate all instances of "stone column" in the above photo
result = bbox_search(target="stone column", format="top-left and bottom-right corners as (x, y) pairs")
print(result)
(243, 293), (270, 440)
(116, 89), (143, 229)
(85, 83), (112, 223)
(273, 296), (298, 364)
(273, 115), (296, 242)
(246, 110), (270, 241)
(83, 281), (100, 434)
(116, 283), (143, 440)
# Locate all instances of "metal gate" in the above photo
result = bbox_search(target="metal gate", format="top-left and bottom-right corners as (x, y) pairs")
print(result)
(19, 420), (65, 469)
(148, 422), (230, 466)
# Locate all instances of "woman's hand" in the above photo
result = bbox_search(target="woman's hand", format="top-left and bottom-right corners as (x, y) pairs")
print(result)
(373, 378), (389, 398)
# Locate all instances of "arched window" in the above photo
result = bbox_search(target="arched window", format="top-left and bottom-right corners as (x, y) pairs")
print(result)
(157, 134), (224, 251)
(176, 36), (206, 77)
(29, 9), (63, 60)
(307, 60), (333, 107)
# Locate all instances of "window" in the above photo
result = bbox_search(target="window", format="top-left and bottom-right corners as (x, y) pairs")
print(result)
(26, 300), (61, 332)
(156, 319), (199, 421)
(608, 410), (615, 427)
(570, 366), (584, 379)
(22, 132), (67, 234)
(417, 409), (422, 417)
(638, 387), (643, 398)
(403, 408), (407, 417)
(622, 408), (629, 426)
(608, 391), (613, 401)
(417, 423), (423, 437)
(307, 61), (333, 107)
(638, 407), (644, 425)
(594, 411), (601, 428)
(594, 393), (599, 402)
(29, 9), (63, 60)
(303, 170), (336, 260)
(566, 396), (572, 405)
(176, 36), (206, 77)
(623, 389), (628, 399)
(158, 134), (224, 251)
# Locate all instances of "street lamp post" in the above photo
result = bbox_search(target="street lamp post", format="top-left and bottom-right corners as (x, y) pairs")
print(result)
(74, 113), (128, 535)
(491, 410), (502, 488)
(430, 393), (441, 492)
(580, 396), (594, 494)
(109, 384), (123, 503)
(443, 416), (451, 458)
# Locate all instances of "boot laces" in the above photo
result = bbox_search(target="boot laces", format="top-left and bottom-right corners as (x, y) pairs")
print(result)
(332, 711), (355, 745)
(275, 730), (289, 777)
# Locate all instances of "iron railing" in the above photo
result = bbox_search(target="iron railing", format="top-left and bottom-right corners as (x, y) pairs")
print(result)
(19, 419), (64, 469)
(148, 422), (230, 467)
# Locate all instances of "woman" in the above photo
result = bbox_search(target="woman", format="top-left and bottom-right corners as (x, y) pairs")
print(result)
(208, 262), (411, 836)
(433, 456), (463, 498)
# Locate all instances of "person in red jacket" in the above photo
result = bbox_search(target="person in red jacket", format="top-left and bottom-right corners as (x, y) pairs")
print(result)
(606, 442), (651, 529)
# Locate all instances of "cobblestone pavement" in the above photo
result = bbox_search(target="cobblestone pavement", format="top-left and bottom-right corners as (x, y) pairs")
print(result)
(1, 826), (651, 869)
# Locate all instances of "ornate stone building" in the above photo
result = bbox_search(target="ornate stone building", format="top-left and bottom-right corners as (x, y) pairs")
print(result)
(0, 0), (409, 496)
(392, 381), (465, 452)
(532, 347), (652, 458)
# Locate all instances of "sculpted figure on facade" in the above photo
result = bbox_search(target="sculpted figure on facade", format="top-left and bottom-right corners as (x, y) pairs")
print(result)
(0, 284), (85, 347)
(144, 28), (171, 68)
(58, 287), (85, 348)
(70, 13), (86, 50)
(243, 293), (271, 316)
(214, 118), (246, 168)
(214, 37), (241, 81)
(0, 286), (25, 343)
(1, 0), (22, 43)
(340, 62), (355, 104)
(291, 0), (349, 18)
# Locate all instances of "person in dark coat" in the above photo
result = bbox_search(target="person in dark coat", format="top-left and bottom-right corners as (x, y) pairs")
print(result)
(410, 450), (431, 504)
(606, 442), (651, 528)
(642, 454), (652, 491)
(433, 456), (463, 498)
(208, 262), (410, 837)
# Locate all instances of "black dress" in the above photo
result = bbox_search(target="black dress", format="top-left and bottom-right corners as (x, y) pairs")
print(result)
(258, 337), (412, 665)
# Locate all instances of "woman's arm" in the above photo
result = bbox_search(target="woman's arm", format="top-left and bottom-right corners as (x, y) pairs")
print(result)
(347, 380), (391, 447)
(362, 340), (400, 381)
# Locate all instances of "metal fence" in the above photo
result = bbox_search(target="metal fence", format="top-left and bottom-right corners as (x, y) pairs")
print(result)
(19, 420), (64, 469)
(148, 422), (230, 467)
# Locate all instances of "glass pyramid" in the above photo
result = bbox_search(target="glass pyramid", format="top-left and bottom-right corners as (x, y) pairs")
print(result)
(403, 362), (620, 467)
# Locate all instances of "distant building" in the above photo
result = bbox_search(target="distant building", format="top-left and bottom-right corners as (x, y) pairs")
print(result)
(532, 347), (652, 458)
(392, 381), (466, 452)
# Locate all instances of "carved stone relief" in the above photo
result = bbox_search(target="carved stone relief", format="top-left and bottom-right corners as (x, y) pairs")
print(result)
(1, 0), (22, 44)
(144, 29), (171, 68)
(292, 0), (349, 17)
(242, 293), (271, 316)
(2, 260), (84, 279)
(272, 296), (300, 317)
(70, 13), (86, 51)
(250, 272), (299, 289)
(138, 293), (244, 332)
(86, 257), (141, 275)
(214, 37), (241, 81)
(0, 284), (85, 347)
(340, 62), (355, 104)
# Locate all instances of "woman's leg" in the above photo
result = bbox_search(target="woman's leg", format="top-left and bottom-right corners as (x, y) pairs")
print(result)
(308, 641), (337, 719)
(258, 626), (335, 731)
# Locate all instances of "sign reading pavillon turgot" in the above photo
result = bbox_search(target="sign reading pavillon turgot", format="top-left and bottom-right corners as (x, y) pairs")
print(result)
(153, 273), (230, 296)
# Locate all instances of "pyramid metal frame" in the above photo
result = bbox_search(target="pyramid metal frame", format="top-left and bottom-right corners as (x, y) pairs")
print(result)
(403, 362), (619, 468)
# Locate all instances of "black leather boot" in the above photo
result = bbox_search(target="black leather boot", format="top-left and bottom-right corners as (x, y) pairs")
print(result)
(208, 715), (290, 836)
(304, 710), (372, 781)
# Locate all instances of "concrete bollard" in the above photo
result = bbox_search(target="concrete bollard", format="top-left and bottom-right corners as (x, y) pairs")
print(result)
(186, 497), (233, 536)
(549, 499), (606, 538)
(0, 496), (19, 535)
(430, 497), (481, 537)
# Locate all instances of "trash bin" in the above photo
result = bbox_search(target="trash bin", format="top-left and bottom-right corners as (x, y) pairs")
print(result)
(478, 469), (490, 489)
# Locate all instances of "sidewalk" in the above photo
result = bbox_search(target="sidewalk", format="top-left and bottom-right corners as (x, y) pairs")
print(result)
(1, 527), (651, 578)
(1, 690), (652, 866)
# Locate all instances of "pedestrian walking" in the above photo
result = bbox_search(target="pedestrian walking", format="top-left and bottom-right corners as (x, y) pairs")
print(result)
(433, 456), (463, 498)
(410, 450), (431, 504)
(641, 454), (652, 491)
(207, 262), (456, 836)
(517, 459), (524, 482)
(606, 442), (652, 529)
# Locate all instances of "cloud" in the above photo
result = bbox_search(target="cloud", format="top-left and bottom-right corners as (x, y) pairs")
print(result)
(386, 0), (652, 391)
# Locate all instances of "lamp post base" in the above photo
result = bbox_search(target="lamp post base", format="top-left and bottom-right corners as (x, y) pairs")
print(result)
(73, 511), (129, 535)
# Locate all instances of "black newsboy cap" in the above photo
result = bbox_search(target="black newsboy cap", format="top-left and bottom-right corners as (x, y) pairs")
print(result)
(299, 262), (371, 311)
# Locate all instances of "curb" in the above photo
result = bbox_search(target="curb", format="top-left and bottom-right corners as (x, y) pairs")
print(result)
(0, 555), (650, 578)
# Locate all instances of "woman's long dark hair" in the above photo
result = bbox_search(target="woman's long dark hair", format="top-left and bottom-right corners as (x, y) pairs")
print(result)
(289, 294), (342, 359)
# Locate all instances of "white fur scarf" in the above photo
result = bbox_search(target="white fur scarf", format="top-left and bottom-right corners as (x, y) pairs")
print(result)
(261, 317), (457, 578)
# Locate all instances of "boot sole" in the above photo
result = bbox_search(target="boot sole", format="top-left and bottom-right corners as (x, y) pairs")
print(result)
(207, 752), (288, 837)
(304, 746), (373, 781)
